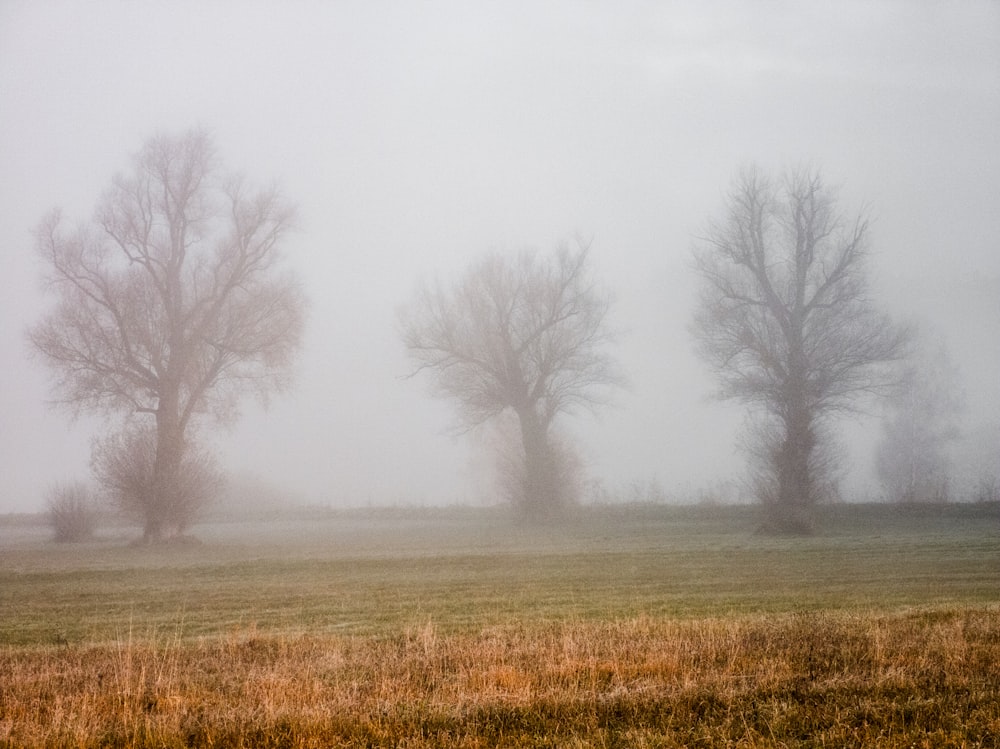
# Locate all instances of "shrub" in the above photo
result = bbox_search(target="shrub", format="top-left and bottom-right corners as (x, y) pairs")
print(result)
(973, 474), (999, 504)
(46, 482), (95, 542)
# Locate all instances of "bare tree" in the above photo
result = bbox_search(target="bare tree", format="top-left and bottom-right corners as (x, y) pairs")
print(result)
(876, 332), (963, 503)
(692, 166), (908, 533)
(400, 241), (620, 521)
(29, 129), (304, 541)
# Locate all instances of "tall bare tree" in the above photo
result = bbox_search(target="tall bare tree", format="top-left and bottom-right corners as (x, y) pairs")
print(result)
(400, 241), (620, 521)
(29, 129), (305, 541)
(692, 166), (907, 533)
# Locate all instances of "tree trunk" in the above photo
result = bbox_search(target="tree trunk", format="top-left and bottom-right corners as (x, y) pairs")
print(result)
(762, 325), (817, 534)
(515, 407), (560, 522)
(767, 399), (816, 535)
(148, 397), (184, 542)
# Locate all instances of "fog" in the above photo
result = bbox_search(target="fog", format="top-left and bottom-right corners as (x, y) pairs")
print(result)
(1, 1), (998, 514)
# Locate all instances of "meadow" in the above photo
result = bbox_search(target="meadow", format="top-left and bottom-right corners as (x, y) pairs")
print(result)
(1, 502), (998, 747)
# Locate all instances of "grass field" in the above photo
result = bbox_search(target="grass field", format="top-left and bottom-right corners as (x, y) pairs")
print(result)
(1, 502), (998, 747)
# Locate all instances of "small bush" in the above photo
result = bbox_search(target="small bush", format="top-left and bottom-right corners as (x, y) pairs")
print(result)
(973, 474), (999, 504)
(46, 482), (95, 542)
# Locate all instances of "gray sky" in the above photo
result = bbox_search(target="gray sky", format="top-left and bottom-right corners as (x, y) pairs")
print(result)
(1, 1), (998, 513)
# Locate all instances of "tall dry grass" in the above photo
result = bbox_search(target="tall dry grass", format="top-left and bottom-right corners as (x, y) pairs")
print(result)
(2, 607), (998, 747)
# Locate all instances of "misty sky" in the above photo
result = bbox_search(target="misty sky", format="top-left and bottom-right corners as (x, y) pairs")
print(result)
(1, 1), (998, 513)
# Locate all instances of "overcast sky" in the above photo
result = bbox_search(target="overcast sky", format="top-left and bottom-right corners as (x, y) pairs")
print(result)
(1, 1), (998, 513)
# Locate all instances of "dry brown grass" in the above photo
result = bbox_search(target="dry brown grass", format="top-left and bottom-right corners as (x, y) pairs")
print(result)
(2, 607), (999, 748)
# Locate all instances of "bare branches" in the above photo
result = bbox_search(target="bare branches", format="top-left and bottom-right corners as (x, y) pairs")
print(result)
(29, 129), (303, 426)
(694, 166), (905, 412)
(401, 240), (620, 432)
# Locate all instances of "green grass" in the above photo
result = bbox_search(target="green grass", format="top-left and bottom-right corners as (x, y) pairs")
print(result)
(2, 503), (997, 647)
